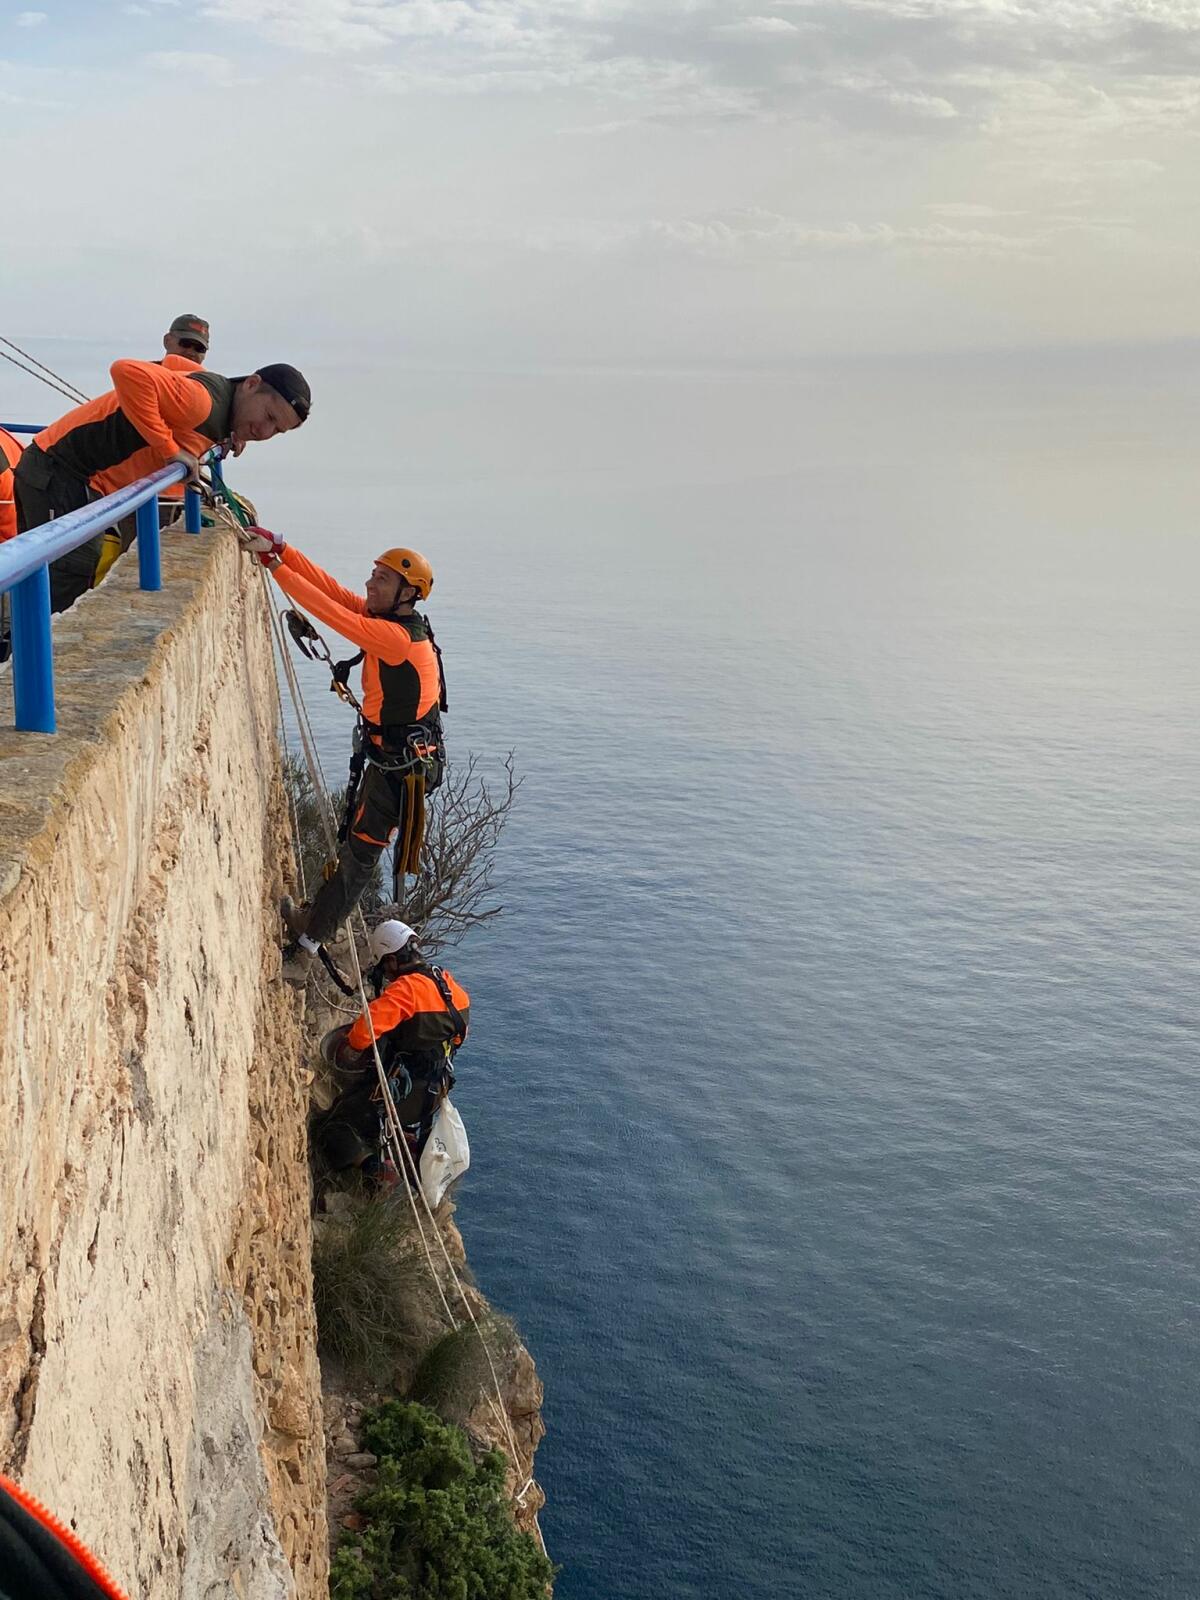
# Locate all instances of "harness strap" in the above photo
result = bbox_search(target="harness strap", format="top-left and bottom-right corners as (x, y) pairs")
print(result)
(426, 617), (449, 713)
(425, 962), (469, 1046)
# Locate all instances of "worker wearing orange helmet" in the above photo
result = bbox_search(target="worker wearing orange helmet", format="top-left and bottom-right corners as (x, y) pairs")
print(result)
(236, 526), (447, 985)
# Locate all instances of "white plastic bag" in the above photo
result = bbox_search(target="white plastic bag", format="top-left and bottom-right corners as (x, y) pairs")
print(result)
(419, 1099), (470, 1209)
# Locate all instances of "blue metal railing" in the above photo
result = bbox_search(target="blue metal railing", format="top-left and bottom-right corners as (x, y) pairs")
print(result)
(0, 426), (207, 733)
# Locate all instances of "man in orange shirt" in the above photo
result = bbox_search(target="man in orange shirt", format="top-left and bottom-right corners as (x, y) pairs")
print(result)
(0, 427), (25, 662)
(0, 426), (24, 543)
(238, 527), (445, 986)
(14, 358), (310, 612)
(315, 918), (469, 1176)
(162, 313), (209, 365)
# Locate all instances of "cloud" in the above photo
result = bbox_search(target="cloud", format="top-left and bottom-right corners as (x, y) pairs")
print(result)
(636, 209), (1039, 261)
(713, 15), (801, 34)
(142, 50), (252, 86)
(348, 205), (1042, 265)
(188, 0), (1200, 151)
(926, 202), (1025, 218)
(15, 11), (48, 26)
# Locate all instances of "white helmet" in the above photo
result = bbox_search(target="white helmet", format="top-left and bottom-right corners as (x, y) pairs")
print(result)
(368, 918), (418, 962)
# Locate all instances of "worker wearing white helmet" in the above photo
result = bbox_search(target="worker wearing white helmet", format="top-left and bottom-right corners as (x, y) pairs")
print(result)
(314, 920), (470, 1177)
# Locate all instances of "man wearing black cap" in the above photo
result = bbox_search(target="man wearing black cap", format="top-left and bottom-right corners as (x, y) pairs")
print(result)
(163, 314), (210, 366)
(14, 358), (311, 610)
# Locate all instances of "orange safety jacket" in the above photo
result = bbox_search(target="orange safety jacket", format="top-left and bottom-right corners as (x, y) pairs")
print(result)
(346, 966), (470, 1058)
(0, 426), (24, 542)
(157, 354), (203, 497)
(30, 359), (235, 499)
(273, 546), (442, 736)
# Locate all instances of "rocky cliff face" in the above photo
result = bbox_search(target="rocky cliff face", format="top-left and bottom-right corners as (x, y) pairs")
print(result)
(0, 539), (326, 1596)
(0, 528), (547, 1598)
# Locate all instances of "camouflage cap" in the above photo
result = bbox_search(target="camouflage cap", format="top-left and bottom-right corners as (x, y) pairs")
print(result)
(167, 314), (209, 349)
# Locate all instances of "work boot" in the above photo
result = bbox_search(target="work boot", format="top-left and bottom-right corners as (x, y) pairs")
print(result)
(280, 941), (315, 988)
(280, 895), (311, 940)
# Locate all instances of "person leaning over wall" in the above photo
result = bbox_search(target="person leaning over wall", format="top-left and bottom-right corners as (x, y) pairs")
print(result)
(94, 314), (217, 583)
(13, 358), (310, 613)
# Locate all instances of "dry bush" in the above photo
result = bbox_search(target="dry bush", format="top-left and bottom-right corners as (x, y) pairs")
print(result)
(283, 750), (520, 952)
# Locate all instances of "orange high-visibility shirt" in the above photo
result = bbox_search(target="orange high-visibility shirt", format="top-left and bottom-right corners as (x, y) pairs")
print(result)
(346, 967), (470, 1056)
(273, 546), (441, 729)
(0, 427), (24, 542)
(33, 359), (234, 498)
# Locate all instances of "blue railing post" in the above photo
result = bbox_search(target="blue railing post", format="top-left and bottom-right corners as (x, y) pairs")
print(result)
(1, 454), (201, 731)
(10, 565), (55, 734)
(136, 497), (161, 591)
(184, 486), (202, 534)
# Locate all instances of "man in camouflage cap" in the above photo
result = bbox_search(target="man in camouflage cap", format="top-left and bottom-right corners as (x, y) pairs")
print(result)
(162, 314), (209, 365)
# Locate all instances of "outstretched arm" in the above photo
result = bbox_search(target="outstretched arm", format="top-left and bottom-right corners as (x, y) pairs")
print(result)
(276, 543), (367, 615)
(272, 561), (416, 665)
(109, 359), (212, 466)
(346, 982), (414, 1054)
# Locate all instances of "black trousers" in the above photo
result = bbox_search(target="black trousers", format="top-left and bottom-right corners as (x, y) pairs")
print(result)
(306, 762), (419, 944)
(316, 1071), (438, 1170)
(14, 446), (99, 614)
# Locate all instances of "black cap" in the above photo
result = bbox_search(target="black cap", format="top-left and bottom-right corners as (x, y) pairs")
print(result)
(255, 363), (311, 423)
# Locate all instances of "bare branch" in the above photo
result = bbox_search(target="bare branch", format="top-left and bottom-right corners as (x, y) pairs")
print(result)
(283, 750), (521, 954)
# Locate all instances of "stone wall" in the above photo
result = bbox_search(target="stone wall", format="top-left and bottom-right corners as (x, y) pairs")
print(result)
(0, 533), (326, 1596)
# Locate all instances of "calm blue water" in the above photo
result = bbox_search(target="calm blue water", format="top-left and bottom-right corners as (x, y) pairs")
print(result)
(11, 349), (1200, 1597)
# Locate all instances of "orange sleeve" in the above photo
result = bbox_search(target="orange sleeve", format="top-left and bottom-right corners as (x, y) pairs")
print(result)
(277, 544), (367, 614)
(346, 978), (415, 1053)
(274, 561), (417, 667)
(448, 973), (470, 1014)
(161, 353), (202, 372)
(109, 359), (212, 465)
(0, 468), (15, 542)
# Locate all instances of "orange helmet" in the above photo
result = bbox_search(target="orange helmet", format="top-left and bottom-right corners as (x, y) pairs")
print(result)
(377, 547), (434, 600)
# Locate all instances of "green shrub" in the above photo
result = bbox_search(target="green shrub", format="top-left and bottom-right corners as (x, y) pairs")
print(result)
(330, 1401), (555, 1599)
(311, 1194), (426, 1372)
(408, 1315), (523, 1424)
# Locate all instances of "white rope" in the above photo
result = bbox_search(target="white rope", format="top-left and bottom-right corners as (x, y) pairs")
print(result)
(0, 345), (87, 408)
(0, 334), (90, 405)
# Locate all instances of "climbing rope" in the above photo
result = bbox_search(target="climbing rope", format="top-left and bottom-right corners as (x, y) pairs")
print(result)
(205, 487), (545, 1545)
(0, 335), (90, 407)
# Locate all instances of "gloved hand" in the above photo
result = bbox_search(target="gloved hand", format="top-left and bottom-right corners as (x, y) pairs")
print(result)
(235, 524), (285, 570)
(169, 448), (202, 486)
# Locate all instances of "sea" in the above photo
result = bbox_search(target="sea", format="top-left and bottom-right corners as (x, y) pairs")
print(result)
(7, 343), (1200, 1598)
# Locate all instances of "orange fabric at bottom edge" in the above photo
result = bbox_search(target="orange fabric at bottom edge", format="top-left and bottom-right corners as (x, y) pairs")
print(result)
(0, 1472), (131, 1600)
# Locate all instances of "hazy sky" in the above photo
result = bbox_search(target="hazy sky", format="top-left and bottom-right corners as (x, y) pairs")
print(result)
(3, 1), (1200, 366)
